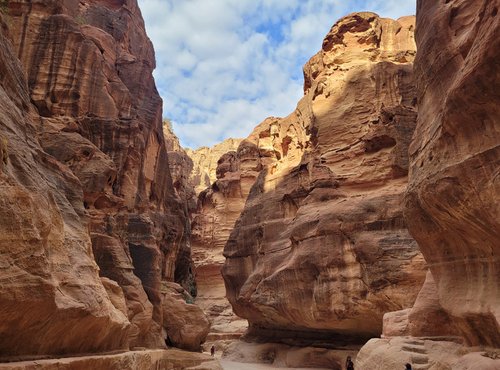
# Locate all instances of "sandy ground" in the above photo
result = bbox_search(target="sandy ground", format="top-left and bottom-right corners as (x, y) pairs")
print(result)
(220, 359), (331, 370)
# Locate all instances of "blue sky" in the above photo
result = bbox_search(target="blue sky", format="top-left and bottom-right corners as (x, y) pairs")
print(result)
(137, 0), (416, 149)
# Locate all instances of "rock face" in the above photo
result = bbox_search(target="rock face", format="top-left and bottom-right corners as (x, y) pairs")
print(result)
(0, 349), (223, 370)
(221, 13), (427, 341)
(404, 0), (500, 347)
(187, 138), (242, 195)
(163, 121), (197, 295)
(0, 0), (201, 357)
(161, 282), (211, 351)
(381, 271), (459, 339)
(0, 10), (129, 357)
(189, 140), (248, 335)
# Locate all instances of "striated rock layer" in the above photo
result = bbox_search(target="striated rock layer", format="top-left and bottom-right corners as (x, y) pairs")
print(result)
(0, 349), (222, 370)
(0, 9), (129, 357)
(404, 0), (500, 347)
(1, 0), (205, 357)
(189, 140), (248, 335)
(163, 121), (198, 295)
(220, 13), (426, 342)
(187, 138), (242, 195)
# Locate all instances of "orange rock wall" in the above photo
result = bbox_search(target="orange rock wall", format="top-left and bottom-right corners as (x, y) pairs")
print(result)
(404, 0), (500, 346)
(0, 0), (202, 357)
(0, 8), (129, 357)
(220, 13), (427, 341)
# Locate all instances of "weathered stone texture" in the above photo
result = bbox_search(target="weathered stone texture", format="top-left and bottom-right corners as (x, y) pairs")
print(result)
(220, 13), (426, 341)
(0, 10), (129, 357)
(0, 0), (200, 357)
(404, 0), (500, 347)
(186, 138), (242, 195)
(161, 282), (211, 352)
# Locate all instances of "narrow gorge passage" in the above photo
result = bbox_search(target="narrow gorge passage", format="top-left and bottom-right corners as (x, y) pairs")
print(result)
(0, 0), (498, 369)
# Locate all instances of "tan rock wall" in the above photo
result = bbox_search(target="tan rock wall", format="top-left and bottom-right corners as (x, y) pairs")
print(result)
(404, 0), (500, 347)
(187, 138), (242, 195)
(221, 13), (426, 341)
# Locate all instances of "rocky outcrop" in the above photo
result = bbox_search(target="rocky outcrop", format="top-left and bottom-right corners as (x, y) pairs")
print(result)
(380, 270), (460, 340)
(161, 282), (210, 351)
(403, 0), (500, 347)
(163, 121), (197, 294)
(356, 337), (500, 370)
(187, 138), (242, 195)
(0, 349), (223, 370)
(164, 121), (196, 212)
(189, 140), (249, 336)
(221, 13), (426, 341)
(1, 0), (197, 357)
(357, 1), (500, 367)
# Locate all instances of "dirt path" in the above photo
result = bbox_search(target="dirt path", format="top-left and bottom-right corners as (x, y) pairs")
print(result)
(220, 359), (331, 370)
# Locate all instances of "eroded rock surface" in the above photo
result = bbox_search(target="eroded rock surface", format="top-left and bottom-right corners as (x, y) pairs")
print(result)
(187, 138), (242, 195)
(404, 0), (500, 347)
(1, 0), (198, 357)
(0, 9), (128, 357)
(161, 282), (210, 351)
(0, 349), (223, 370)
(356, 337), (499, 370)
(221, 13), (426, 341)
(189, 140), (249, 336)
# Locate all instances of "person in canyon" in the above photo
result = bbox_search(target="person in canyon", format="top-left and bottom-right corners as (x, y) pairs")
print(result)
(210, 345), (215, 357)
(345, 356), (354, 370)
(405, 364), (412, 370)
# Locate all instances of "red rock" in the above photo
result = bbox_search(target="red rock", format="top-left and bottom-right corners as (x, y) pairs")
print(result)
(0, 0), (198, 356)
(0, 9), (129, 357)
(161, 282), (210, 352)
(404, 0), (500, 347)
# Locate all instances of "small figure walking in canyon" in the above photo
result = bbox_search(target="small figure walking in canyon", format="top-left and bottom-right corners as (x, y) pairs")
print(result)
(345, 356), (354, 370)
(405, 364), (412, 370)
(210, 345), (215, 357)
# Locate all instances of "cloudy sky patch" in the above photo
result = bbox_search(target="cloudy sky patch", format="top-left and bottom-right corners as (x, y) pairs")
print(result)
(137, 0), (416, 149)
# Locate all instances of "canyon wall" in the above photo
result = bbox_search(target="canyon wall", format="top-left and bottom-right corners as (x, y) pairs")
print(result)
(404, 0), (500, 347)
(187, 138), (242, 195)
(218, 13), (427, 342)
(188, 139), (248, 336)
(0, 0), (206, 358)
(357, 0), (499, 368)
(0, 7), (129, 357)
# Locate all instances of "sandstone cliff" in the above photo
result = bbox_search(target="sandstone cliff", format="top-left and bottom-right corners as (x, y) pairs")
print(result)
(357, 0), (500, 368)
(187, 138), (242, 195)
(188, 139), (248, 336)
(0, 0), (205, 358)
(0, 9), (129, 357)
(163, 121), (198, 294)
(218, 13), (426, 342)
(405, 0), (500, 347)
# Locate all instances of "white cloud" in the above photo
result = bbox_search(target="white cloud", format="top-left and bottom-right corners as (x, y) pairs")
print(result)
(137, 0), (416, 149)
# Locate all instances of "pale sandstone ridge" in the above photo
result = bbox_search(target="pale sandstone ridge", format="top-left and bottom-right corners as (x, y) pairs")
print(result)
(0, 0), (206, 359)
(188, 138), (248, 336)
(187, 138), (243, 195)
(357, 0), (500, 368)
(404, 0), (500, 347)
(217, 12), (426, 342)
